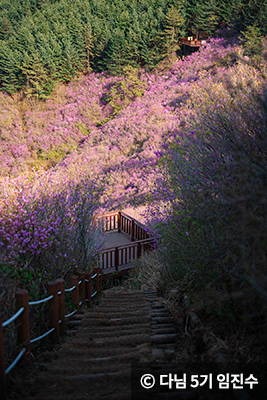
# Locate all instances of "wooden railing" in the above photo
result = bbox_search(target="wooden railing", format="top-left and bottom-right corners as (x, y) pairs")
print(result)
(0, 268), (102, 400)
(95, 211), (149, 241)
(180, 38), (202, 47)
(1, 211), (153, 397)
(96, 211), (153, 273)
(99, 238), (154, 272)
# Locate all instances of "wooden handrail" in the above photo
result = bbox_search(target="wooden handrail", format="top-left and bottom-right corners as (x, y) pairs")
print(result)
(101, 237), (153, 252)
(99, 238), (154, 271)
(1, 211), (152, 397)
(94, 210), (149, 242)
(0, 268), (102, 399)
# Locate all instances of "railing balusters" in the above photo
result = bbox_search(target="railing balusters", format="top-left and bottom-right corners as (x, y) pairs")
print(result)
(115, 247), (119, 271)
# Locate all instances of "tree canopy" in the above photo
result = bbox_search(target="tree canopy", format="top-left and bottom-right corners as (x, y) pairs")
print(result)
(0, 0), (266, 96)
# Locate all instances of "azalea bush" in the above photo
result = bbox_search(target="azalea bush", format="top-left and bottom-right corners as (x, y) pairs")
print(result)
(0, 170), (103, 297)
(154, 54), (267, 326)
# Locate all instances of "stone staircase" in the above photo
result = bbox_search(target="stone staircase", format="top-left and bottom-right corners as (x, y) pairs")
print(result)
(29, 289), (177, 400)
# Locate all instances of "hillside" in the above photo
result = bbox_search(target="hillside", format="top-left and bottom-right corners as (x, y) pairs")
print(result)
(1, 32), (267, 377)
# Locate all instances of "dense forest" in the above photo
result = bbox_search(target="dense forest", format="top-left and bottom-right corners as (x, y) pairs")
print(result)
(0, 0), (267, 97)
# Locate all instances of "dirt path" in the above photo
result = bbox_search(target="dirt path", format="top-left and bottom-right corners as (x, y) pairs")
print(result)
(27, 288), (176, 400)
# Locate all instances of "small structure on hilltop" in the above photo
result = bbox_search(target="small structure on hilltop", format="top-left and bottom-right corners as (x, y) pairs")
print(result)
(177, 34), (208, 58)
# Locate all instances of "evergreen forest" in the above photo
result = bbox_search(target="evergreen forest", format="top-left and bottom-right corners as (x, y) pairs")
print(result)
(0, 0), (267, 97)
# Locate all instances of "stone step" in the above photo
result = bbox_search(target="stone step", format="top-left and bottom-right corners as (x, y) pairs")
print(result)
(58, 343), (150, 358)
(151, 316), (174, 324)
(76, 322), (151, 334)
(77, 326), (151, 338)
(151, 327), (176, 335)
(151, 333), (177, 344)
(150, 323), (174, 329)
(73, 333), (151, 347)
(83, 310), (149, 319)
(81, 316), (151, 326)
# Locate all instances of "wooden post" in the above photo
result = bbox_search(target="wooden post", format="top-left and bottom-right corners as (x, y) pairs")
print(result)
(56, 279), (66, 336)
(85, 273), (92, 308)
(47, 281), (60, 344)
(131, 220), (135, 241)
(137, 242), (142, 258)
(114, 247), (119, 271)
(15, 289), (31, 362)
(78, 272), (85, 305)
(118, 211), (121, 232)
(0, 312), (7, 400)
(94, 268), (100, 298)
(99, 269), (103, 293)
(71, 275), (79, 310)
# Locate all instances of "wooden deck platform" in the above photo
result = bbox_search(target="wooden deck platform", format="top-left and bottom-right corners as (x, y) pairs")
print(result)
(97, 212), (152, 278)
(102, 231), (132, 249)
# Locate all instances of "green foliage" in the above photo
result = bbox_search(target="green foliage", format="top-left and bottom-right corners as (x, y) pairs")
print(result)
(155, 59), (267, 328)
(240, 23), (264, 56)
(103, 65), (145, 115)
(76, 122), (90, 136)
(192, 0), (218, 37)
(95, 117), (113, 127)
(161, 5), (185, 52)
(38, 143), (77, 165)
(84, 23), (94, 72)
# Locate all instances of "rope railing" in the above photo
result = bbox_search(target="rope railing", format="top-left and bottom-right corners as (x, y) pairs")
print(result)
(0, 268), (102, 400)
(2, 307), (24, 328)
(30, 328), (55, 344)
(65, 310), (77, 318)
(65, 285), (76, 292)
(29, 295), (54, 306)
(5, 348), (26, 375)
(1, 211), (150, 399)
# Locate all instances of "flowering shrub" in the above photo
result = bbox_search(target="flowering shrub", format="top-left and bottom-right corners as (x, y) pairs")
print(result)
(0, 170), (103, 297)
(1, 37), (251, 332)
(153, 53), (267, 326)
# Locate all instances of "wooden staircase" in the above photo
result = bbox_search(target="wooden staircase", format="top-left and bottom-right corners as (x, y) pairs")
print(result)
(28, 289), (177, 400)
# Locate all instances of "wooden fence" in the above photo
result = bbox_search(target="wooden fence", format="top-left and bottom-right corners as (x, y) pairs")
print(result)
(96, 211), (153, 273)
(180, 38), (202, 47)
(99, 238), (154, 272)
(0, 268), (102, 400)
(95, 211), (149, 241)
(1, 211), (154, 398)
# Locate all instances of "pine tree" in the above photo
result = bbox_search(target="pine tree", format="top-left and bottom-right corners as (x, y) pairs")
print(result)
(19, 52), (53, 98)
(217, 0), (243, 26)
(192, 0), (219, 38)
(101, 29), (129, 75)
(238, 0), (267, 35)
(240, 23), (264, 55)
(84, 23), (94, 72)
(162, 6), (185, 52)
(0, 41), (22, 94)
